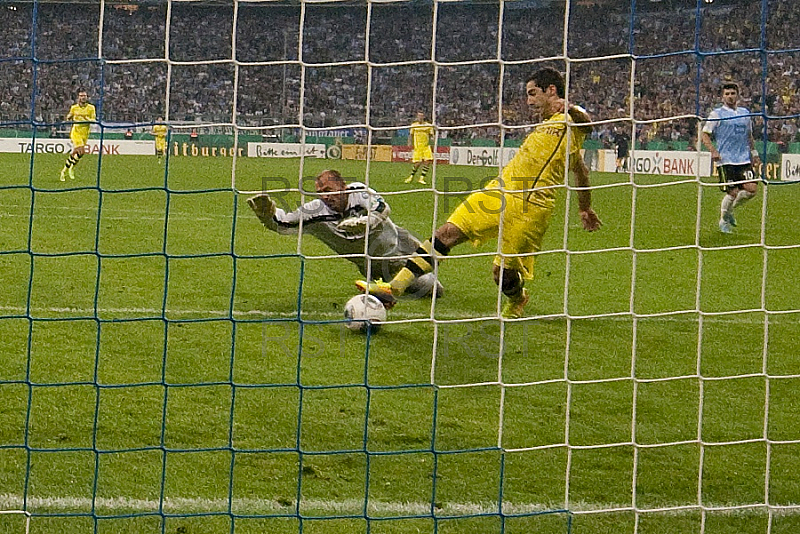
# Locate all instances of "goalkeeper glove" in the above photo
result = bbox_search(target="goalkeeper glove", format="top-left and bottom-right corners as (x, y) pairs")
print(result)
(336, 215), (374, 237)
(247, 194), (278, 231)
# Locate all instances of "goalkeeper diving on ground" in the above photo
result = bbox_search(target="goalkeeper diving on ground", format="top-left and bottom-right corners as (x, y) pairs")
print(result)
(247, 169), (443, 299)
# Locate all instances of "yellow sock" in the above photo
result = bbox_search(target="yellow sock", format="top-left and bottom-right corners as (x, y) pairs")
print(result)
(390, 240), (435, 296)
(390, 268), (418, 296)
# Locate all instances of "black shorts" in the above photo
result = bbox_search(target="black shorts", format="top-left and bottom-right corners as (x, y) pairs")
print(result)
(718, 163), (755, 192)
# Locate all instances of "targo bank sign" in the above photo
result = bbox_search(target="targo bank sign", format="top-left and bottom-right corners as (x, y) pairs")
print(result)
(0, 138), (154, 155)
(627, 150), (713, 176)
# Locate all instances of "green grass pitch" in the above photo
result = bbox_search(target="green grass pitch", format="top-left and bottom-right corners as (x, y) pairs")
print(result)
(0, 152), (798, 534)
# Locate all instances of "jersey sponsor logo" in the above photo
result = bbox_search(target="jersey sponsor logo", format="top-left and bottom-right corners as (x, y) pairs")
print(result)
(537, 125), (563, 137)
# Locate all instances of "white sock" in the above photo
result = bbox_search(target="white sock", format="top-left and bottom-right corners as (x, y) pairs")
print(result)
(720, 194), (735, 218)
(732, 189), (755, 209)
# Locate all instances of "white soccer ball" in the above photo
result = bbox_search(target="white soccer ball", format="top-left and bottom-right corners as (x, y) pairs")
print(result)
(344, 294), (387, 333)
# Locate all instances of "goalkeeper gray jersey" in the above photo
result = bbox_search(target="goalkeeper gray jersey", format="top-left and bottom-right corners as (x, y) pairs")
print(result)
(272, 182), (418, 275)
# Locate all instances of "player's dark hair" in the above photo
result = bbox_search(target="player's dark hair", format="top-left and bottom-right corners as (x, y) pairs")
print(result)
(721, 82), (740, 94)
(527, 68), (565, 98)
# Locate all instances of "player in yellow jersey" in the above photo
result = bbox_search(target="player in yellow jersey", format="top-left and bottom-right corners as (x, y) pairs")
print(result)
(60, 89), (96, 182)
(151, 117), (168, 163)
(404, 112), (435, 184)
(357, 68), (602, 318)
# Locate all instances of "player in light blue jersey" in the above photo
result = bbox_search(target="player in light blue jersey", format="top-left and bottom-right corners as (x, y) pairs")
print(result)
(701, 82), (760, 234)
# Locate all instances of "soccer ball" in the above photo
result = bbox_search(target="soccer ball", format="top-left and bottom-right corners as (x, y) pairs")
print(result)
(344, 294), (387, 333)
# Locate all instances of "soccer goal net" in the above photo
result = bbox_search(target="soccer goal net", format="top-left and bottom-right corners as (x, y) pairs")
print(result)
(1, 0), (799, 533)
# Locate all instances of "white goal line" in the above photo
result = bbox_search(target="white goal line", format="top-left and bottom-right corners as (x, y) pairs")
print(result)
(0, 305), (795, 324)
(0, 494), (798, 518)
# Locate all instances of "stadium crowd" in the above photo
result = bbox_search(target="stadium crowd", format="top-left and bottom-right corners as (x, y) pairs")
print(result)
(0, 0), (797, 145)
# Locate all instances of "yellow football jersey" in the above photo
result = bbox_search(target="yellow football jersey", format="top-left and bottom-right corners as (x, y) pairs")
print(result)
(410, 121), (434, 150)
(501, 112), (587, 208)
(67, 102), (96, 136)
(152, 124), (168, 139)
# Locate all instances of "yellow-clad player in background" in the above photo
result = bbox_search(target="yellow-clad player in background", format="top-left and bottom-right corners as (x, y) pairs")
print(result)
(358, 68), (602, 318)
(151, 117), (168, 163)
(60, 89), (96, 181)
(404, 111), (435, 185)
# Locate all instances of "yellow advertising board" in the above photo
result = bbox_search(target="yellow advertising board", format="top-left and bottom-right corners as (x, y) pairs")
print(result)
(341, 144), (393, 162)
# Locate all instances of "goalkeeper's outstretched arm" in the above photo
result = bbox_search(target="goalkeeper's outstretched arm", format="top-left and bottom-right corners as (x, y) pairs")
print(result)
(248, 193), (325, 235)
(248, 174), (394, 240)
(247, 194), (279, 232)
(247, 193), (341, 236)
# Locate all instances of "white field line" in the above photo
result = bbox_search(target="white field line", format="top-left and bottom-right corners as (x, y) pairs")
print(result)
(0, 203), (255, 222)
(0, 494), (798, 517)
(0, 208), (234, 223)
(6, 304), (463, 321)
(0, 304), (786, 324)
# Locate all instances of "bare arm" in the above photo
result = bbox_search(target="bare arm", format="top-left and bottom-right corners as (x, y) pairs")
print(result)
(570, 154), (602, 231)
(748, 126), (761, 165)
(700, 131), (720, 161)
(564, 104), (600, 231)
